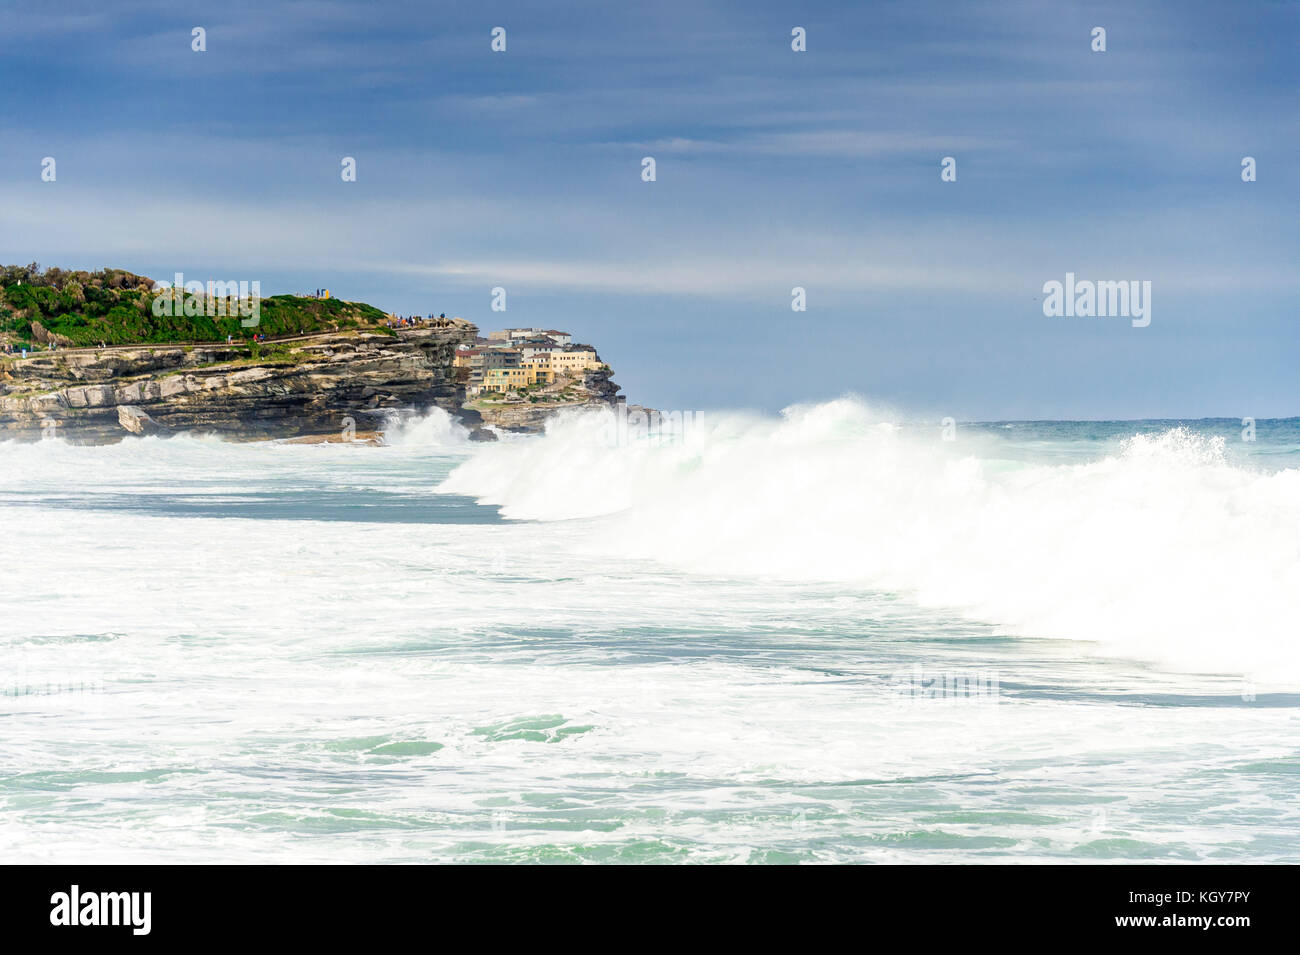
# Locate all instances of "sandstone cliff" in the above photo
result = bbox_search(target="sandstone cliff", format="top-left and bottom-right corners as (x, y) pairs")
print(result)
(0, 321), (478, 444)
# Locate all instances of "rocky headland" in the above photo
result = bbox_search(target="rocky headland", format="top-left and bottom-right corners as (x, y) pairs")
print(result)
(0, 265), (627, 443)
(0, 320), (626, 444)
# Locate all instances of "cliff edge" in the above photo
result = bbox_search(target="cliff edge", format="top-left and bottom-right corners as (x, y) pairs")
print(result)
(0, 321), (478, 443)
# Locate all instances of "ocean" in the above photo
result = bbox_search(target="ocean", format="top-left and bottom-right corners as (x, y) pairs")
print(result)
(2, 399), (1298, 863)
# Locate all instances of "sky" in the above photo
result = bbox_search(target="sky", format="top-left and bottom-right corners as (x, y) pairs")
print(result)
(1, 0), (1297, 419)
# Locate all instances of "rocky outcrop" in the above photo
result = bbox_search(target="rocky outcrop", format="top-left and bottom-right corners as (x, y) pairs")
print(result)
(117, 405), (168, 436)
(30, 321), (73, 348)
(0, 321), (478, 444)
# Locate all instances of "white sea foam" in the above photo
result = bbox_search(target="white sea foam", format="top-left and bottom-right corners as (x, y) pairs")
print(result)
(382, 406), (470, 447)
(1, 407), (1296, 863)
(441, 398), (1300, 679)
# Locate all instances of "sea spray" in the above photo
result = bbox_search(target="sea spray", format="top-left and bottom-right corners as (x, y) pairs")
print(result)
(441, 399), (1300, 679)
(382, 407), (472, 448)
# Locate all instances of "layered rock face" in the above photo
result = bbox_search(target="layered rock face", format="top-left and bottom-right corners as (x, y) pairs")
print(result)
(0, 321), (478, 443)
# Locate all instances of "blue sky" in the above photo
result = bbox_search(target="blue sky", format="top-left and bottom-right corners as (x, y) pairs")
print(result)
(2, 0), (1297, 418)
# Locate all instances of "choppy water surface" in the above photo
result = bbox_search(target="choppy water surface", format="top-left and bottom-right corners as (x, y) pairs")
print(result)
(1, 404), (1297, 863)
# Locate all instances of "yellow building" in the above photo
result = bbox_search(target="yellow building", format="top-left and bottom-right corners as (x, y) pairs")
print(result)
(482, 367), (530, 392)
(548, 349), (602, 376)
(481, 350), (602, 394)
(484, 360), (553, 394)
(522, 355), (552, 385)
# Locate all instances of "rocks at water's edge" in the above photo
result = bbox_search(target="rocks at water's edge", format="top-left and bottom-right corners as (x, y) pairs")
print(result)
(116, 405), (169, 436)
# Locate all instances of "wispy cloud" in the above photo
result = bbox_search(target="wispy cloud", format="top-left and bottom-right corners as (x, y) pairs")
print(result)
(2, 0), (1297, 416)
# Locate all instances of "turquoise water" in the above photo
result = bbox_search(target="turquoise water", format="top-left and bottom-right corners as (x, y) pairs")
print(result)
(1, 406), (1297, 863)
(961, 417), (1300, 467)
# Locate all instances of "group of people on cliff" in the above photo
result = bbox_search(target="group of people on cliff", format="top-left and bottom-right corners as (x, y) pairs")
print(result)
(384, 313), (449, 329)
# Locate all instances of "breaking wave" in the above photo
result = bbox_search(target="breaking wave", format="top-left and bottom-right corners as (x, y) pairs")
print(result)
(441, 398), (1300, 679)
(382, 407), (470, 447)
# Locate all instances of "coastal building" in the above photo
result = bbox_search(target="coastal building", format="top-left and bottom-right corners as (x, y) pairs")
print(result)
(483, 367), (530, 392)
(482, 349), (522, 371)
(467, 329), (600, 397)
(518, 341), (560, 359)
(452, 348), (485, 371)
(522, 355), (552, 385)
(548, 347), (602, 376)
(504, 327), (546, 340)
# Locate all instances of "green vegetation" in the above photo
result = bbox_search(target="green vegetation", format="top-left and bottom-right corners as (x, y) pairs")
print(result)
(0, 262), (389, 348)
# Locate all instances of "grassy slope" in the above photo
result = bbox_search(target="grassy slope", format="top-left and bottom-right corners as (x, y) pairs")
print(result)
(0, 277), (389, 347)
